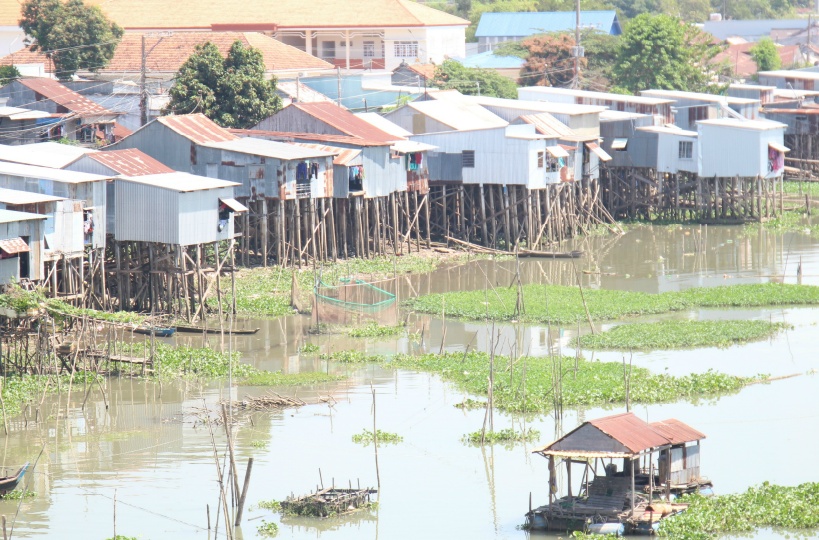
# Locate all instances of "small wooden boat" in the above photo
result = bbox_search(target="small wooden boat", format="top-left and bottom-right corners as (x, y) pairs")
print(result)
(174, 325), (259, 335)
(0, 463), (29, 496)
(132, 327), (176, 337)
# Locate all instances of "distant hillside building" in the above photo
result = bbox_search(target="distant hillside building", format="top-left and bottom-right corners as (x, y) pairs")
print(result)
(475, 11), (621, 53)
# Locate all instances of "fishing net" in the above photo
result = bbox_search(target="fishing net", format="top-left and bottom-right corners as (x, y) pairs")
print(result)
(312, 277), (397, 326)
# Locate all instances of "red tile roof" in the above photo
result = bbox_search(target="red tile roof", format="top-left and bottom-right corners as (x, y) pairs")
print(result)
(0, 0), (469, 29)
(0, 32), (333, 75)
(291, 102), (398, 142)
(87, 149), (174, 176)
(713, 42), (801, 78)
(18, 78), (114, 117)
(407, 63), (436, 80)
(649, 419), (706, 445)
(230, 128), (392, 147)
(157, 114), (239, 144)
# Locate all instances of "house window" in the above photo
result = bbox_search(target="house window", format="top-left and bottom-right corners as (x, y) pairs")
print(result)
(679, 140), (693, 159)
(321, 41), (336, 60)
(537, 151), (545, 168)
(363, 41), (375, 58)
(394, 41), (418, 58)
(462, 150), (475, 168)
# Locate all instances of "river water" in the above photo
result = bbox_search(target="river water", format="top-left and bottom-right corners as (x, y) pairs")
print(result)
(1, 224), (818, 539)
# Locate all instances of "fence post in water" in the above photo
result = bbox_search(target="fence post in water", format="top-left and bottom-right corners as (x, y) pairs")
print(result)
(113, 489), (117, 539)
(371, 386), (381, 492)
(2, 514), (7, 540)
(234, 458), (254, 526)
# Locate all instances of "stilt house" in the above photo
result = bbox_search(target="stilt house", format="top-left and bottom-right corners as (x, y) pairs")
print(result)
(0, 210), (46, 285)
(517, 87), (675, 124)
(639, 90), (760, 131)
(697, 118), (788, 179)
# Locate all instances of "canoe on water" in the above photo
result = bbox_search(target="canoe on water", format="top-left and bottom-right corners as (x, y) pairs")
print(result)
(174, 325), (259, 335)
(0, 463), (29, 496)
(132, 327), (176, 337)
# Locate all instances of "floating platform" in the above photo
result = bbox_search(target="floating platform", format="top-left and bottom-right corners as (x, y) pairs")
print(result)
(281, 487), (377, 518)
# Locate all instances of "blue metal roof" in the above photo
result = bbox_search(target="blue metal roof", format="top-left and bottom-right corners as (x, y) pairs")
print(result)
(475, 11), (621, 39)
(702, 19), (808, 41)
(459, 51), (525, 70)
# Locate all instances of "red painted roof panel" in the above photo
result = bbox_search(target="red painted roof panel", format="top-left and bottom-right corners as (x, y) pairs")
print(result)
(158, 114), (239, 144)
(18, 78), (114, 117)
(292, 102), (397, 142)
(88, 149), (174, 176)
(589, 413), (671, 454)
(649, 419), (706, 445)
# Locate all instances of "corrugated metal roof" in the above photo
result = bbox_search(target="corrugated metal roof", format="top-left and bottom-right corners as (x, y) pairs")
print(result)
(291, 102), (397, 141)
(204, 137), (336, 160)
(87, 149), (174, 176)
(390, 140), (437, 153)
(461, 50), (525, 70)
(649, 419), (706, 445)
(277, 81), (334, 103)
(759, 69), (819, 80)
(0, 161), (110, 184)
(0, 106), (51, 120)
(697, 118), (786, 130)
(637, 126), (698, 137)
(519, 113), (578, 139)
(588, 413), (671, 454)
(438, 91), (608, 115)
(408, 100), (509, 131)
(219, 198), (248, 213)
(0, 209), (47, 223)
(586, 142), (612, 162)
(119, 172), (239, 192)
(0, 237), (29, 255)
(476, 10), (621, 38)
(231, 129), (392, 147)
(640, 89), (759, 105)
(536, 413), (674, 458)
(157, 114), (239, 144)
(0, 142), (97, 169)
(295, 143), (363, 166)
(703, 19), (809, 41)
(519, 86), (674, 106)
(18, 78), (115, 117)
(355, 112), (412, 139)
(0, 187), (64, 205)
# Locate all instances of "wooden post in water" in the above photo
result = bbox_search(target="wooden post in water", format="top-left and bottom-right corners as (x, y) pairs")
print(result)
(234, 458), (254, 526)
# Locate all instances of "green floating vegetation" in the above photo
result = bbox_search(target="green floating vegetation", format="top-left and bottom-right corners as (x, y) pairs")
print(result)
(454, 398), (487, 410)
(783, 180), (819, 197)
(462, 428), (541, 445)
(319, 350), (385, 364)
(250, 440), (266, 449)
(105, 536), (139, 540)
(255, 499), (283, 512)
(744, 209), (819, 237)
(387, 352), (763, 413)
(352, 429), (403, 445)
(405, 283), (819, 324)
(0, 285), (145, 324)
(238, 371), (345, 387)
(576, 320), (788, 351)
(2, 489), (35, 500)
(257, 520), (279, 537)
(347, 323), (405, 339)
(1, 372), (101, 417)
(222, 255), (439, 317)
(659, 482), (819, 540)
(299, 343), (320, 354)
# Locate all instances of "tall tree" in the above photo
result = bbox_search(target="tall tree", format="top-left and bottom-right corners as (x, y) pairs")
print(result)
(19, 0), (123, 80)
(516, 33), (579, 87)
(612, 14), (722, 94)
(433, 59), (518, 98)
(750, 37), (782, 72)
(165, 41), (282, 129)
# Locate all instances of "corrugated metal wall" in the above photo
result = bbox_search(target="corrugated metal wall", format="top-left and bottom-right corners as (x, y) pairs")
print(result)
(254, 107), (344, 135)
(114, 181), (179, 244)
(698, 124), (782, 178)
(0, 256), (17, 285)
(426, 152), (463, 182)
(109, 123), (196, 173)
(178, 187), (235, 246)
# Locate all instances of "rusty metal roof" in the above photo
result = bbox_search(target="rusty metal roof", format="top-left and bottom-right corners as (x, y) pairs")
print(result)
(649, 419), (706, 445)
(157, 114), (239, 144)
(291, 102), (397, 142)
(295, 143), (362, 166)
(0, 237), (29, 255)
(535, 412), (674, 458)
(229, 129), (392, 147)
(88, 149), (174, 176)
(18, 78), (114, 117)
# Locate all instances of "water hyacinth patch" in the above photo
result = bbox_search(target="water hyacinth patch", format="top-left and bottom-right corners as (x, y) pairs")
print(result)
(351, 429), (403, 445)
(462, 428), (541, 445)
(659, 482), (819, 539)
(347, 323), (405, 338)
(576, 320), (788, 350)
(405, 283), (819, 324)
(386, 352), (762, 414)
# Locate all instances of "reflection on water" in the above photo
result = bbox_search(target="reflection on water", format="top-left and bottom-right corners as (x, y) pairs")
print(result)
(1, 224), (818, 538)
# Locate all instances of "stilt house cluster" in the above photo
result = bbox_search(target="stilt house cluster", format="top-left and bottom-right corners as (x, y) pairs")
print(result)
(0, 74), (796, 319)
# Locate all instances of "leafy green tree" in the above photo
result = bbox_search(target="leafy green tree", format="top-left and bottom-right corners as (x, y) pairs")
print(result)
(433, 59), (518, 98)
(19, 0), (123, 80)
(164, 41), (282, 129)
(612, 14), (722, 94)
(750, 38), (781, 73)
(0, 66), (20, 86)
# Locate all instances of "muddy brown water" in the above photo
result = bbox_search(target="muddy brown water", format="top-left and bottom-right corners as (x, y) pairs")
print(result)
(2, 224), (819, 539)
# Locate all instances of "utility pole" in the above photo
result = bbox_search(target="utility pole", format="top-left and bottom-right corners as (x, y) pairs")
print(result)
(140, 34), (147, 126)
(573, 0), (580, 89)
(336, 66), (342, 107)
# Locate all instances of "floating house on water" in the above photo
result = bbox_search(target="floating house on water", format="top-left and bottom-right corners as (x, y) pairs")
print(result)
(527, 412), (708, 535)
